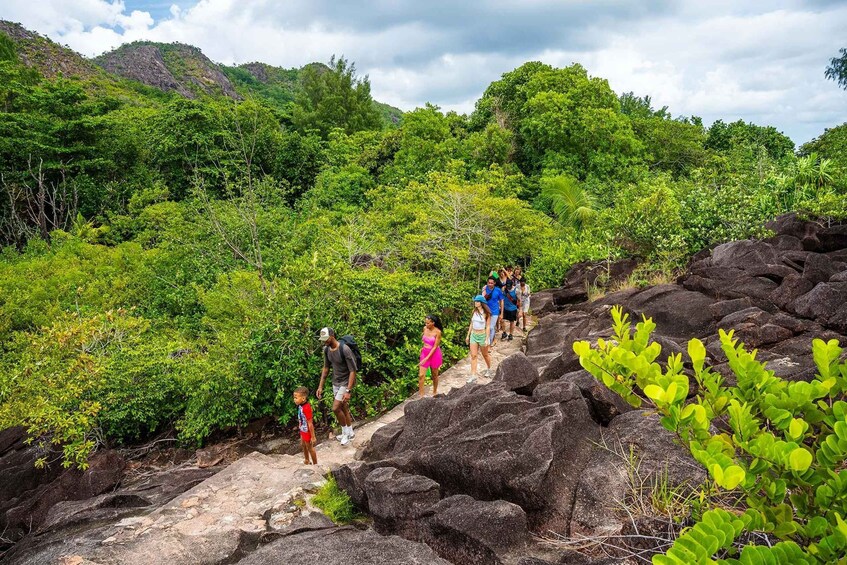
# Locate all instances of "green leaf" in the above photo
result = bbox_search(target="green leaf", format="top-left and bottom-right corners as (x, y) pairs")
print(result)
(773, 520), (798, 539)
(688, 338), (706, 374)
(788, 418), (806, 440)
(644, 384), (665, 402)
(788, 448), (813, 472)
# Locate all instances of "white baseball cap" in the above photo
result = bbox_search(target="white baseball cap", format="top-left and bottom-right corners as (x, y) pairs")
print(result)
(319, 327), (334, 342)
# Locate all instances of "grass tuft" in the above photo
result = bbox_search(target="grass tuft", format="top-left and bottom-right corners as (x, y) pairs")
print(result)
(311, 475), (360, 524)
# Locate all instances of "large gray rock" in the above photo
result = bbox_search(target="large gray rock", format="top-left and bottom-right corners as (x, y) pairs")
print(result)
(802, 253), (841, 284)
(6, 452), (318, 565)
(710, 240), (780, 269)
(494, 351), (541, 394)
(3, 448), (126, 547)
(771, 274), (816, 310)
(792, 282), (847, 331)
(339, 377), (601, 536)
(364, 467), (440, 538)
(626, 285), (716, 338)
(570, 411), (706, 540)
(423, 495), (529, 565)
(239, 527), (451, 564)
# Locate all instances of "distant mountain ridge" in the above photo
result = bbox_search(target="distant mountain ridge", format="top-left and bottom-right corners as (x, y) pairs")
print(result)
(0, 20), (403, 124)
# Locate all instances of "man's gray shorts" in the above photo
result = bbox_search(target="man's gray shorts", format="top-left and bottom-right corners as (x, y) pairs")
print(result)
(332, 385), (349, 402)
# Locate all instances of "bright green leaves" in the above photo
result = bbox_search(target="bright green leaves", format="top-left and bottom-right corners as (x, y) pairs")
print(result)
(654, 508), (747, 565)
(713, 464), (747, 490)
(728, 400), (760, 443)
(787, 418), (809, 442)
(812, 338), (843, 383)
(573, 306), (672, 411)
(788, 448), (813, 472)
(644, 372), (689, 409)
(575, 306), (847, 563)
(689, 338), (707, 375)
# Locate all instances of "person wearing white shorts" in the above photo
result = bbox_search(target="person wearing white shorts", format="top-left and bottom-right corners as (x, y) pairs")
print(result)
(317, 328), (357, 445)
(333, 385), (349, 401)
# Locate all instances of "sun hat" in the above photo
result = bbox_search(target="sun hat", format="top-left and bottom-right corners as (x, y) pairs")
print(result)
(473, 294), (486, 302)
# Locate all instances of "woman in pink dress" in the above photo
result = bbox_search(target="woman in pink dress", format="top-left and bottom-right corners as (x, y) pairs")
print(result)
(418, 314), (443, 397)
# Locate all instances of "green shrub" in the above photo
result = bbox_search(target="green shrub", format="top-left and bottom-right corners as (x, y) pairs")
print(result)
(574, 306), (847, 563)
(528, 236), (613, 290)
(312, 475), (360, 524)
(97, 330), (192, 444)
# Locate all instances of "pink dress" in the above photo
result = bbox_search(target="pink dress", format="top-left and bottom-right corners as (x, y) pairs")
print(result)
(419, 334), (443, 369)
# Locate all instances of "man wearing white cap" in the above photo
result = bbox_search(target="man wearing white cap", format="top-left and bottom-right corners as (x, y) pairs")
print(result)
(316, 327), (357, 445)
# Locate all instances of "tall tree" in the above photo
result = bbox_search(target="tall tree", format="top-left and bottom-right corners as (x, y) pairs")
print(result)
(825, 47), (847, 90)
(292, 56), (381, 139)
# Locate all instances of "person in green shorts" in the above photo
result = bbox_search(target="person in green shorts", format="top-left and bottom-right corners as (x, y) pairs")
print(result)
(465, 294), (492, 383)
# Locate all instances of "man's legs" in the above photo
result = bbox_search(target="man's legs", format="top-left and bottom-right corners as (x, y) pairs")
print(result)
(489, 314), (499, 344)
(342, 401), (353, 428)
(332, 399), (346, 428)
(333, 396), (355, 443)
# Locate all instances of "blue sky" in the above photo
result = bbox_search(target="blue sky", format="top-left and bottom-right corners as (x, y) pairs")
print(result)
(123, 1), (193, 22)
(2, 0), (845, 145)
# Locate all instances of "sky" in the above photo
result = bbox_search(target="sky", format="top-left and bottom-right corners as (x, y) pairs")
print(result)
(1, 0), (845, 145)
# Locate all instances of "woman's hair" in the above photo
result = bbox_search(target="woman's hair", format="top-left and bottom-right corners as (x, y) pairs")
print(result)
(473, 301), (491, 318)
(426, 314), (444, 332)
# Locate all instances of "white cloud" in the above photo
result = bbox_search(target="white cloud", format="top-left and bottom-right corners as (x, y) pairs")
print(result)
(1, 0), (845, 143)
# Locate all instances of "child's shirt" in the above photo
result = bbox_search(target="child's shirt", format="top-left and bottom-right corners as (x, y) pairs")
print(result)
(298, 402), (313, 433)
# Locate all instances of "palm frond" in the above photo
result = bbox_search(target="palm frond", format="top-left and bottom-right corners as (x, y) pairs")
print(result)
(541, 175), (596, 229)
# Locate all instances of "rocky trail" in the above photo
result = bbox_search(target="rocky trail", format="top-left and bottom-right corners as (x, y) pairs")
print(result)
(1, 325), (529, 565)
(3, 213), (847, 565)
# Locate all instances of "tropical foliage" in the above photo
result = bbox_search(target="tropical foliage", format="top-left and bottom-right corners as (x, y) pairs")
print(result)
(0, 25), (846, 468)
(575, 307), (847, 563)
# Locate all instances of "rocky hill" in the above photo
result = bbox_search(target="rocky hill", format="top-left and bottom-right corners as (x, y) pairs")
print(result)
(94, 41), (239, 99)
(0, 20), (404, 124)
(0, 20), (102, 80)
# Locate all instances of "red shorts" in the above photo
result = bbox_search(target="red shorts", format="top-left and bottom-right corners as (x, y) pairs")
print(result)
(300, 431), (312, 442)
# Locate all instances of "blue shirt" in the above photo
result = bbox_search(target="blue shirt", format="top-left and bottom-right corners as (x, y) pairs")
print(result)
(504, 287), (519, 312)
(482, 285), (504, 315)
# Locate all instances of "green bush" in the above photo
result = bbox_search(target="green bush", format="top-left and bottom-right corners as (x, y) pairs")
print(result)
(528, 236), (613, 290)
(575, 306), (847, 563)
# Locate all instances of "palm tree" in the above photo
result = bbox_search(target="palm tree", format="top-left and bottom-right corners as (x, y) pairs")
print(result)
(541, 174), (596, 230)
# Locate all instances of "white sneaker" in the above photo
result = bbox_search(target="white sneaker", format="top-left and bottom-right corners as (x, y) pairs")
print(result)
(467, 375), (478, 384)
(336, 429), (356, 441)
(340, 434), (351, 446)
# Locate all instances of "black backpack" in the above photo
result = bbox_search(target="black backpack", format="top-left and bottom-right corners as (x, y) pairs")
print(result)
(325, 335), (363, 372)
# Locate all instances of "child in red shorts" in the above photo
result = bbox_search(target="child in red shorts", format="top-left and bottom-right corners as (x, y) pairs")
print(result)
(294, 386), (318, 465)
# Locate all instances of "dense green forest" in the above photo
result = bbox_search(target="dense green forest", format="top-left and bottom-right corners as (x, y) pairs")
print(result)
(0, 25), (845, 469)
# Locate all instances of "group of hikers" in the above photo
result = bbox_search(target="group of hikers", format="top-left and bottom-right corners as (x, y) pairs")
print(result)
(294, 266), (531, 465)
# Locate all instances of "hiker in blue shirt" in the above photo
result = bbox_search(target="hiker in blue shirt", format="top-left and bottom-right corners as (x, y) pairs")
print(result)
(481, 276), (504, 347)
(501, 280), (521, 341)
